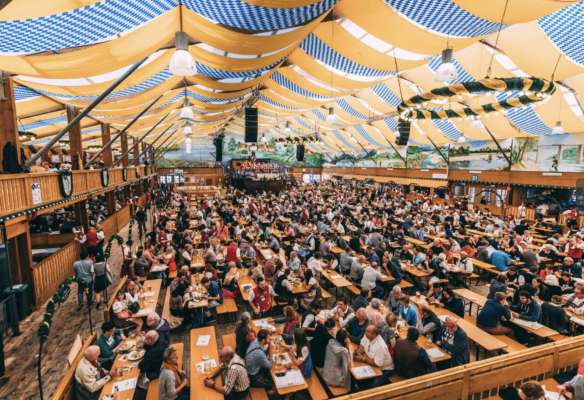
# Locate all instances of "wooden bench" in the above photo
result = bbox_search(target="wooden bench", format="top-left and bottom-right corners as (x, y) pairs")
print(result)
(222, 333), (236, 349)
(389, 375), (407, 383)
(217, 298), (238, 322)
(161, 286), (172, 323)
(306, 372), (328, 400)
(321, 288), (333, 300)
(146, 343), (184, 400)
(397, 280), (414, 290)
(104, 275), (128, 321)
(52, 333), (97, 400)
(346, 285), (360, 296)
(248, 387), (269, 400)
(168, 269), (178, 279)
(494, 335), (527, 353)
(549, 334), (569, 342)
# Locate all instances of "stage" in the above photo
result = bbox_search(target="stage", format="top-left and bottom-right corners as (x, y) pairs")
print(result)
(229, 175), (293, 193)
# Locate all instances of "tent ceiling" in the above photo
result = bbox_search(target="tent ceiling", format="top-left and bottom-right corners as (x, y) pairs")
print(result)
(2, 0), (583, 154)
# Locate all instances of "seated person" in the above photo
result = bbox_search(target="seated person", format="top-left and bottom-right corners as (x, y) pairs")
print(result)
(394, 327), (435, 378)
(245, 329), (274, 391)
(111, 291), (140, 332)
(144, 312), (171, 346)
(354, 325), (394, 386)
(322, 330), (352, 392)
(477, 292), (512, 335)
(96, 321), (124, 370)
(436, 317), (470, 366)
(74, 345), (120, 399)
(419, 305), (442, 342)
(541, 295), (571, 335)
(398, 296), (420, 327)
(510, 291), (542, 322)
(160, 347), (189, 400)
(138, 330), (168, 384)
(345, 308), (369, 344)
(204, 346), (250, 400)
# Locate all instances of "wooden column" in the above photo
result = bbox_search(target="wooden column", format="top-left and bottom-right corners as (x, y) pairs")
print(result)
(101, 123), (116, 214)
(67, 106), (89, 228)
(132, 137), (140, 166)
(0, 72), (21, 171)
(120, 131), (129, 167)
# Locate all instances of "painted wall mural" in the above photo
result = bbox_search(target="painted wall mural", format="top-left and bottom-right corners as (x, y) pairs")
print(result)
(157, 134), (584, 172)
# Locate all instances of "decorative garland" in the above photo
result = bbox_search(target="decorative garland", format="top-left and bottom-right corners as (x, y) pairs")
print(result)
(275, 136), (319, 144)
(397, 77), (556, 122)
(37, 277), (74, 342)
(104, 234), (124, 259)
(127, 217), (136, 241)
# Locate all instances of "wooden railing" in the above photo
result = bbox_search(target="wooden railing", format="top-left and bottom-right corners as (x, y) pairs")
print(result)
(51, 332), (97, 400)
(335, 336), (584, 400)
(31, 233), (75, 248)
(30, 202), (136, 306)
(31, 240), (80, 306)
(0, 166), (149, 219)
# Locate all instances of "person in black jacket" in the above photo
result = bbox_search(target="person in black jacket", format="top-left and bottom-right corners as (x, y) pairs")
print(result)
(510, 291), (542, 322)
(139, 330), (169, 381)
(541, 296), (571, 334)
(394, 327), (435, 378)
(477, 292), (512, 335)
(437, 288), (465, 318)
(436, 317), (470, 366)
(310, 319), (336, 371)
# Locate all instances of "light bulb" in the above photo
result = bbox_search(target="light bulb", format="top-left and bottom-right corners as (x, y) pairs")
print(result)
(471, 116), (483, 128)
(457, 136), (467, 144)
(284, 122), (291, 133)
(260, 135), (268, 144)
(183, 126), (192, 134)
(169, 32), (196, 77)
(185, 137), (192, 153)
(552, 121), (563, 134)
(180, 105), (194, 120)
(434, 48), (457, 83)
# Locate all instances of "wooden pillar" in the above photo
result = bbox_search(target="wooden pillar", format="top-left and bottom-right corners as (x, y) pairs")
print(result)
(510, 186), (525, 206)
(101, 123), (116, 214)
(133, 137), (140, 166)
(67, 106), (83, 170)
(0, 72), (21, 171)
(120, 132), (129, 167)
(67, 106), (89, 228)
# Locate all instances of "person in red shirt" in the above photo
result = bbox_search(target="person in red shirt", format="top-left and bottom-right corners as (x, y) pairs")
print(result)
(225, 241), (240, 264)
(249, 277), (274, 317)
(85, 226), (99, 256)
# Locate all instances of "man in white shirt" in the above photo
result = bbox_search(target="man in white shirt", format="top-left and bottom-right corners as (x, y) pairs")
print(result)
(355, 325), (394, 387)
(74, 345), (119, 398)
(361, 262), (384, 298)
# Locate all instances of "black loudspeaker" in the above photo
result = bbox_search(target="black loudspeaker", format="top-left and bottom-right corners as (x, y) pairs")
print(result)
(244, 108), (258, 143)
(214, 135), (224, 162)
(396, 119), (411, 146)
(0, 245), (9, 295)
(296, 144), (305, 162)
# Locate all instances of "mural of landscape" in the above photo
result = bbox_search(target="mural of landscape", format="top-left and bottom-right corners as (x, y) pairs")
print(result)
(157, 134), (584, 172)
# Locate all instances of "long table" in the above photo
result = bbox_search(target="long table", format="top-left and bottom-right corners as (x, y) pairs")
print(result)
(410, 295), (509, 355)
(133, 278), (162, 318)
(190, 326), (223, 400)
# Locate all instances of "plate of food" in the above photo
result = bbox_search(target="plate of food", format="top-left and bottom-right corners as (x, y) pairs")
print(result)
(117, 340), (135, 353)
(127, 349), (145, 361)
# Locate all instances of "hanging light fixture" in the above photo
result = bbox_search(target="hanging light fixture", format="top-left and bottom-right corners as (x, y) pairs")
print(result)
(552, 121), (563, 134)
(434, 48), (457, 83)
(169, 31), (196, 76)
(179, 87), (194, 120)
(457, 135), (467, 144)
(183, 125), (192, 135)
(185, 137), (192, 153)
(326, 107), (336, 124)
(284, 121), (291, 133)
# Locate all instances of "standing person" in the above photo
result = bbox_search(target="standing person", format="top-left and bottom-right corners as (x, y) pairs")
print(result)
(93, 254), (110, 309)
(159, 347), (189, 400)
(74, 249), (95, 310)
(248, 277), (275, 317)
(136, 206), (147, 239)
(85, 225), (100, 257)
(122, 239), (134, 277)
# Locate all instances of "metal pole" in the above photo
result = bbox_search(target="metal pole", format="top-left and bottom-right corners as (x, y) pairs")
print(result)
(137, 125), (174, 160)
(85, 95), (163, 168)
(482, 123), (513, 169)
(426, 135), (449, 165)
(155, 139), (179, 162)
(114, 113), (171, 166)
(379, 131), (407, 167)
(26, 57), (148, 167)
(152, 132), (177, 158)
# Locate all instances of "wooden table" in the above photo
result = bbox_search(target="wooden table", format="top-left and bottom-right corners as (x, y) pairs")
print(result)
(410, 295), (509, 355)
(269, 343), (308, 395)
(189, 326), (223, 400)
(453, 288), (487, 315)
(405, 236), (429, 249)
(348, 342), (382, 381)
(98, 335), (145, 400)
(330, 246), (344, 255)
(397, 326), (451, 364)
(237, 274), (255, 303)
(133, 279), (162, 318)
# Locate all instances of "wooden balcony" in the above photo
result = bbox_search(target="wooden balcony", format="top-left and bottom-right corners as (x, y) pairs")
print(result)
(0, 166), (149, 219)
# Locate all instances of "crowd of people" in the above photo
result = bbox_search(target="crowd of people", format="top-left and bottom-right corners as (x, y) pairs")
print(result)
(70, 179), (584, 400)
